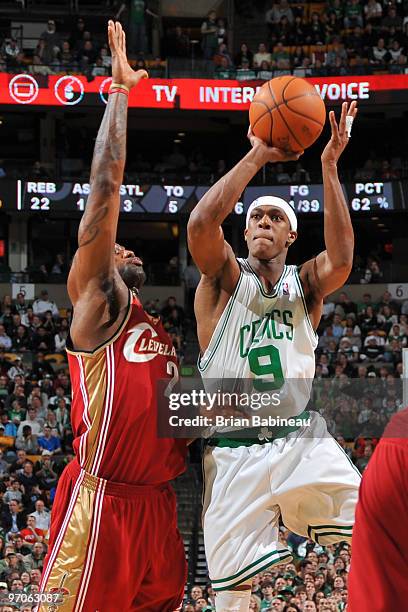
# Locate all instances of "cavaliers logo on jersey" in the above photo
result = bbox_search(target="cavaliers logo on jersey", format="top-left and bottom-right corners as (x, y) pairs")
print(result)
(123, 322), (177, 363)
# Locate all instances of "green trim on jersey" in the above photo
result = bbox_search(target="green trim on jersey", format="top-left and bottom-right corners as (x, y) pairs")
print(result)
(198, 272), (243, 372)
(308, 523), (353, 537)
(294, 268), (319, 342)
(242, 259), (290, 299)
(207, 409), (310, 448)
(211, 549), (293, 591)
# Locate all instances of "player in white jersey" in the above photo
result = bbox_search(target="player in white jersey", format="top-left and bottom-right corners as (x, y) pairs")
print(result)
(187, 101), (360, 612)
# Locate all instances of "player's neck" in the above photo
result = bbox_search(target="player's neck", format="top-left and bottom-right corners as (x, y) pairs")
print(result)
(246, 254), (286, 292)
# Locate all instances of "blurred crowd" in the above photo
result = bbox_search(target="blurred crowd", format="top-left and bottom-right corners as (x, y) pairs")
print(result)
(206, 1), (408, 79)
(184, 538), (352, 611)
(0, 0), (407, 78)
(0, 284), (405, 608)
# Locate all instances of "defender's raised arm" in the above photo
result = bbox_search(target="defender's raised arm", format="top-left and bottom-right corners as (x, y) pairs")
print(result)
(68, 21), (147, 306)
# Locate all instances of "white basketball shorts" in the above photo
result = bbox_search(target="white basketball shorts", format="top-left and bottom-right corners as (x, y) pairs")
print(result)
(202, 411), (361, 591)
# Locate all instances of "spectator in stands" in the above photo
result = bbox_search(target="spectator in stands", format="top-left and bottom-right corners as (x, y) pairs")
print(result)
(19, 515), (44, 548)
(213, 43), (233, 67)
(364, 0), (382, 24)
(35, 454), (58, 491)
(0, 551), (26, 579)
(3, 480), (23, 506)
(54, 322), (68, 354)
(235, 43), (253, 68)
(370, 38), (389, 67)
(271, 42), (290, 66)
(99, 45), (112, 71)
(326, 38), (348, 68)
(0, 326), (12, 351)
(381, 6), (403, 33)
(201, 10), (219, 59)
(292, 46), (306, 69)
(78, 40), (98, 73)
(190, 586), (203, 601)
(236, 57), (257, 80)
(253, 43), (272, 68)
(289, 15), (306, 46)
(15, 537), (32, 559)
(39, 20), (60, 65)
(16, 409), (43, 438)
(31, 327), (54, 353)
(257, 59), (273, 79)
(266, 0), (294, 30)
(15, 426), (39, 455)
(33, 289), (59, 317)
(18, 460), (40, 504)
(306, 12), (325, 45)
(31, 353), (54, 380)
(2, 500), (26, 539)
(344, 0), (363, 29)
(37, 426), (61, 455)
(60, 41), (76, 72)
(31, 500), (50, 532)
(23, 541), (45, 572)
(12, 327), (31, 353)
(7, 358), (25, 381)
(217, 18), (227, 47)
(355, 444), (373, 472)
(1, 39), (20, 65)
(360, 257), (383, 283)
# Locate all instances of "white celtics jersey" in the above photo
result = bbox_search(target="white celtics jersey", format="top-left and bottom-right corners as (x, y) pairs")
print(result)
(198, 259), (318, 421)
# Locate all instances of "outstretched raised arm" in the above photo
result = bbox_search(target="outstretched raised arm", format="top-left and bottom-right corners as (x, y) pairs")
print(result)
(68, 21), (147, 307)
(300, 101), (358, 314)
(67, 21), (147, 351)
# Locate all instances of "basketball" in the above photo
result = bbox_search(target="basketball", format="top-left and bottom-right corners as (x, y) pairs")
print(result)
(249, 76), (326, 152)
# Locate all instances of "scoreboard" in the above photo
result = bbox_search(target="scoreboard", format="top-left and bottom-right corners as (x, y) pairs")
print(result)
(0, 179), (400, 216)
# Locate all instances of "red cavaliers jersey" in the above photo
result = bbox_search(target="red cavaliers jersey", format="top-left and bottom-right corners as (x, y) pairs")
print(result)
(66, 291), (187, 485)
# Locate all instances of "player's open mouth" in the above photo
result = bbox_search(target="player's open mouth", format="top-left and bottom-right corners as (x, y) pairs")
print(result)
(130, 257), (143, 266)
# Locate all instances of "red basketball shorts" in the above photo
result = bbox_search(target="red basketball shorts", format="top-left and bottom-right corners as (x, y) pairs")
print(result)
(348, 438), (408, 611)
(38, 459), (186, 612)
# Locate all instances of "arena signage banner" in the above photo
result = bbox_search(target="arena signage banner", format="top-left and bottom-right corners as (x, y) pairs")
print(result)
(0, 73), (407, 110)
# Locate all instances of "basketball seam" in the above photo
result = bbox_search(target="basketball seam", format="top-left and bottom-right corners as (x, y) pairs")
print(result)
(267, 80), (303, 150)
(282, 88), (325, 128)
(283, 92), (321, 103)
(281, 76), (298, 99)
(282, 104), (325, 128)
(251, 100), (273, 131)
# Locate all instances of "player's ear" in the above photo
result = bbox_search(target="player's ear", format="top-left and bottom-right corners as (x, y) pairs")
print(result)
(285, 231), (297, 248)
(244, 228), (248, 241)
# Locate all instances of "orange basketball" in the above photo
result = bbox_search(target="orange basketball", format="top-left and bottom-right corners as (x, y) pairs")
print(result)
(249, 76), (326, 152)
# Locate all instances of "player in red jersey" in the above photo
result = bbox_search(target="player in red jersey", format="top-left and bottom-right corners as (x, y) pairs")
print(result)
(38, 21), (187, 612)
(348, 407), (408, 611)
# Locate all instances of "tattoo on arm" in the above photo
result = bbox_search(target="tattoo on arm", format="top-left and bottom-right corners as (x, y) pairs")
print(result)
(78, 206), (109, 248)
(77, 94), (129, 250)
